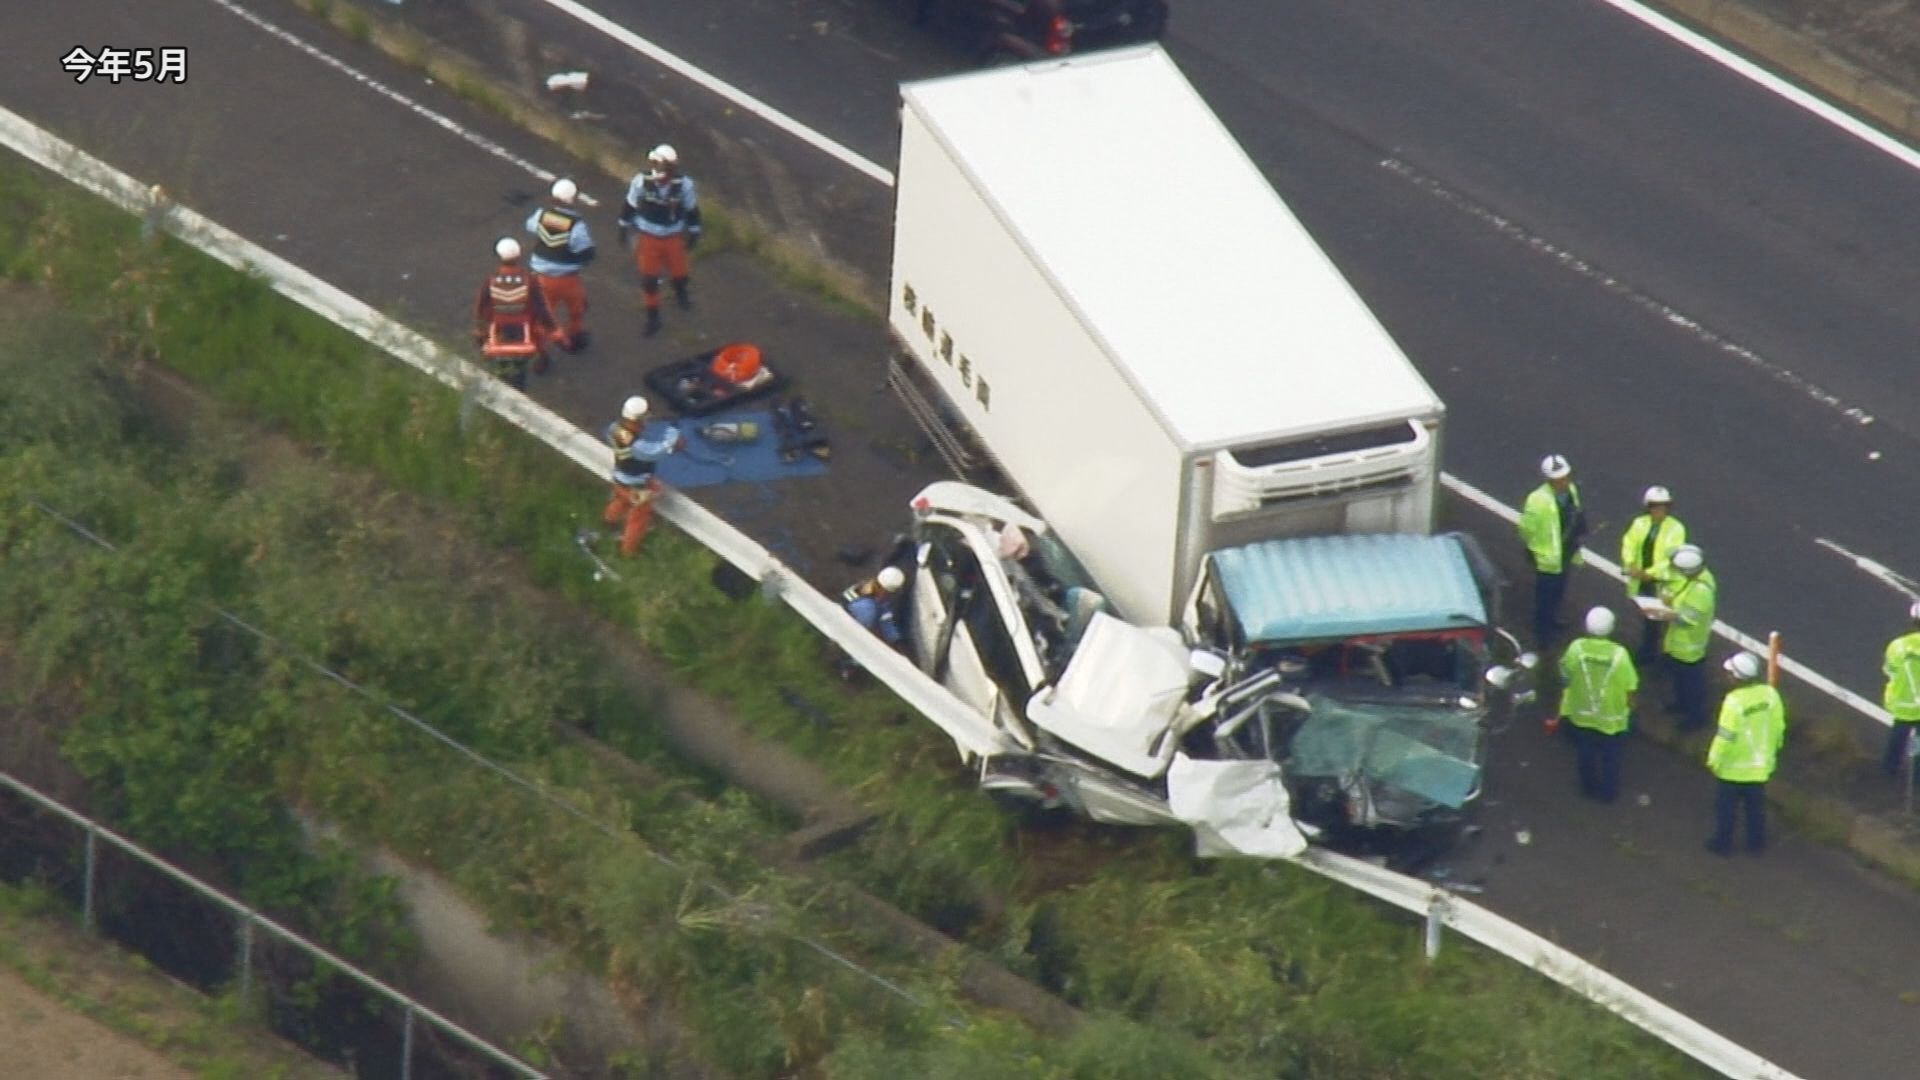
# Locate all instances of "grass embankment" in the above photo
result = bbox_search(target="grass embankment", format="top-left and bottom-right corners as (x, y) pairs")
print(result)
(0, 158), (1704, 1077)
(0, 882), (342, 1080)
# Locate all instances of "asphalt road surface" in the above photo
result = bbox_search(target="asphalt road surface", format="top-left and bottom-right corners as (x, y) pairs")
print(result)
(498, 0), (1920, 708)
(8, 0), (1920, 1075)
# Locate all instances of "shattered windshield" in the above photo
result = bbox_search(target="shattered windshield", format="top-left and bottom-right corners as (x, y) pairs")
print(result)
(1284, 694), (1484, 811)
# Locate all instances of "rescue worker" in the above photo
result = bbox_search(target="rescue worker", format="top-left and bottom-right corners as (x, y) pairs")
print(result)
(1620, 485), (1687, 664)
(1660, 544), (1717, 732)
(1705, 651), (1785, 856)
(472, 237), (554, 390)
(1517, 454), (1587, 650)
(1881, 602), (1920, 779)
(524, 177), (595, 353)
(1558, 606), (1637, 802)
(842, 565), (907, 648)
(619, 144), (701, 338)
(601, 396), (682, 557)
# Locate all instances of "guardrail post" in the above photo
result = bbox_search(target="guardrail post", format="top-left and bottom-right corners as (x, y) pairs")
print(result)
(81, 824), (98, 932)
(400, 1004), (416, 1080)
(1423, 893), (1445, 963)
(236, 914), (255, 1000)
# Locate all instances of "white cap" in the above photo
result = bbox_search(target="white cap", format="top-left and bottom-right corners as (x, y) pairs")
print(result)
(494, 237), (522, 261)
(621, 396), (649, 421)
(649, 144), (678, 167)
(1724, 652), (1763, 681)
(1584, 606), (1616, 638)
(1539, 454), (1572, 480)
(550, 178), (578, 204)
(1670, 544), (1704, 574)
(876, 566), (906, 592)
(1643, 485), (1672, 506)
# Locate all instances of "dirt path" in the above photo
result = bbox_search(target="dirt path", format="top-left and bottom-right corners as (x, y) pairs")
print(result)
(0, 964), (192, 1080)
(0, 894), (342, 1080)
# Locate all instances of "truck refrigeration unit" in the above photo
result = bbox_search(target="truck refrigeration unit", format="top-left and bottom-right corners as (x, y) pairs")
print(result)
(889, 44), (1445, 626)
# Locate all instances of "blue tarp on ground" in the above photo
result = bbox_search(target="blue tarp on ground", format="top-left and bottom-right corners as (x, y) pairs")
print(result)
(641, 411), (828, 490)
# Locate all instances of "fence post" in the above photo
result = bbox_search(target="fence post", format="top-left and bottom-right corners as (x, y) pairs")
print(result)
(236, 914), (255, 1001)
(1424, 893), (1445, 962)
(401, 1004), (416, 1080)
(82, 824), (98, 932)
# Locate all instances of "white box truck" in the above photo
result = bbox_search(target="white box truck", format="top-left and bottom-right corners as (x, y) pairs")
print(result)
(889, 45), (1445, 626)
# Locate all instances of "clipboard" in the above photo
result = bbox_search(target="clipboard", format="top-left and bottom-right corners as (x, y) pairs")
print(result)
(1634, 595), (1676, 621)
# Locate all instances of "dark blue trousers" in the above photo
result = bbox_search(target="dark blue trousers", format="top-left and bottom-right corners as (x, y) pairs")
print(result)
(1670, 656), (1708, 731)
(1710, 780), (1767, 853)
(1883, 721), (1919, 778)
(1570, 726), (1623, 802)
(1533, 570), (1567, 648)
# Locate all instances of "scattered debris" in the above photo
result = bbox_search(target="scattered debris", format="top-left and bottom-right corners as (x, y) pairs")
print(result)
(1515, 830), (1532, 846)
(545, 71), (590, 93)
(573, 528), (621, 582)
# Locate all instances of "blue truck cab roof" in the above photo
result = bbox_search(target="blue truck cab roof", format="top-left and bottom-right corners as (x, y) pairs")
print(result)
(1207, 533), (1488, 646)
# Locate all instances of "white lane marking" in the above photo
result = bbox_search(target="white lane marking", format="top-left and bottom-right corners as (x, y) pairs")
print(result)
(1816, 537), (1920, 599)
(0, 105), (1805, 1080)
(207, 0), (600, 207)
(221, 0), (1890, 723)
(527, 0), (898, 187)
(1597, 0), (1920, 174)
(1445, 473), (1896, 726)
(1383, 157), (1876, 428)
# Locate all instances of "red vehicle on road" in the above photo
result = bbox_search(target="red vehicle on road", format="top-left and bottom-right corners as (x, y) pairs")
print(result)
(914, 0), (1169, 61)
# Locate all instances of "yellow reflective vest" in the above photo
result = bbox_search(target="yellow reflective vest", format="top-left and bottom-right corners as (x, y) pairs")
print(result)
(1558, 636), (1638, 734)
(1707, 683), (1785, 782)
(1518, 482), (1582, 574)
(1660, 569), (1716, 663)
(1620, 513), (1687, 597)
(1883, 631), (1920, 722)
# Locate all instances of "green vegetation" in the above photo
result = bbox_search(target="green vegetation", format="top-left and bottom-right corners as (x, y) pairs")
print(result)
(0, 883), (340, 1079)
(0, 158), (1706, 1076)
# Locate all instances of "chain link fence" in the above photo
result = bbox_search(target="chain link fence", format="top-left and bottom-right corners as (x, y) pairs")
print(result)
(0, 771), (547, 1080)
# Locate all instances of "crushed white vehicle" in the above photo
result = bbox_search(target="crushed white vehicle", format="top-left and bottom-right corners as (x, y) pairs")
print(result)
(893, 482), (1536, 859)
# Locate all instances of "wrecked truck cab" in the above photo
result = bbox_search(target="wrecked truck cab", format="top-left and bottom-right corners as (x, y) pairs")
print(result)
(1180, 532), (1532, 835)
(902, 482), (1309, 855)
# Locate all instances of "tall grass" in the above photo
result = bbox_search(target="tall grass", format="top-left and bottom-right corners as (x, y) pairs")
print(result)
(0, 159), (1706, 1077)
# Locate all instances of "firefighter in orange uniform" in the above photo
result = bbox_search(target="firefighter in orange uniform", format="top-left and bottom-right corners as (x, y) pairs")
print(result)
(524, 178), (595, 353)
(619, 144), (701, 337)
(472, 237), (554, 390)
(602, 396), (683, 557)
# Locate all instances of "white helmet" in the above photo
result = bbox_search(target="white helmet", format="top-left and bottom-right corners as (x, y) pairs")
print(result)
(876, 566), (906, 592)
(1584, 606), (1616, 638)
(649, 144), (678, 167)
(621, 396), (649, 422)
(1723, 651), (1764, 681)
(1908, 600), (1920, 623)
(1670, 544), (1704, 574)
(494, 236), (522, 261)
(550, 178), (578, 204)
(1643, 485), (1673, 506)
(1539, 454), (1572, 480)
